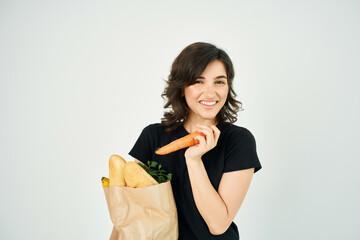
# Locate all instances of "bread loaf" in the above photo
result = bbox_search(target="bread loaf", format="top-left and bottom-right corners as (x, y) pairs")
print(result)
(124, 161), (158, 188)
(109, 154), (126, 186)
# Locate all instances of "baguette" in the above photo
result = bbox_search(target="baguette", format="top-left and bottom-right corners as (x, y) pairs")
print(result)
(124, 161), (158, 188)
(109, 154), (127, 186)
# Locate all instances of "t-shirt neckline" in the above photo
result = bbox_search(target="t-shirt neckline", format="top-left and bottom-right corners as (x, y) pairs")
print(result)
(180, 123), (223, 135)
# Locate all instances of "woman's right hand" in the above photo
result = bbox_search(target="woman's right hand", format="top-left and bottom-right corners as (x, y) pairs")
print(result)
(184, 124), (220, 162)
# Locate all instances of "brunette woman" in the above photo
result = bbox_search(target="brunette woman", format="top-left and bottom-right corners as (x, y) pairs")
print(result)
(129, 42), (262, 240)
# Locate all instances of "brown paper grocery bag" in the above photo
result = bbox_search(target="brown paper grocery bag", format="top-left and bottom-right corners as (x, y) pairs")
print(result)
(104, 181), (178, 240)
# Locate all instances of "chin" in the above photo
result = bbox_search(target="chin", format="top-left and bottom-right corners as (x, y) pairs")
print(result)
(199, 115), (218, 121)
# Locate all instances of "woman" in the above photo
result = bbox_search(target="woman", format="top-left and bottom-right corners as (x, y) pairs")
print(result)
(129, 42), (262, 239)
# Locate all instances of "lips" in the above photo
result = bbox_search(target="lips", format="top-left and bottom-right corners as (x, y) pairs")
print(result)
(199, 101), (217, 106)
(199, 101), (218, 109)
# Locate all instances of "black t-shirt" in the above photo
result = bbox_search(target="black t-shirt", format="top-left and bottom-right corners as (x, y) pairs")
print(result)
(129, 123), (262, 240)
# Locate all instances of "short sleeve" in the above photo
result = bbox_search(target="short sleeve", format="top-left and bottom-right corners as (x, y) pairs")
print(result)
(128, 125), (154, 164)
(224, 127), (262, 173)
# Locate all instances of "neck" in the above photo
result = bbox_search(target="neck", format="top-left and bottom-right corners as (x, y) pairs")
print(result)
(183, 116), (217, 133)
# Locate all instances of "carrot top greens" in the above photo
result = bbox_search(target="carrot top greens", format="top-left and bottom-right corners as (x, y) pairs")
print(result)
(138, 161), (172, 184)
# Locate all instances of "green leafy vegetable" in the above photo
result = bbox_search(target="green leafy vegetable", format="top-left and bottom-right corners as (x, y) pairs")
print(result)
(138, 161), (172, 184)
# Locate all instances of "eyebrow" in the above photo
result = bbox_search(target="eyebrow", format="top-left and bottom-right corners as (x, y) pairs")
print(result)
(197, 75), (227, 79)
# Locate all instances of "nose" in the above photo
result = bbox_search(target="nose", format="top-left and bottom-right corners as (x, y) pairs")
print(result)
(203, 83), (216, 97)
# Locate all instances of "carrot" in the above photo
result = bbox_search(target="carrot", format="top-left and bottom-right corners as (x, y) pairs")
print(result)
(155, 131), (206, 155)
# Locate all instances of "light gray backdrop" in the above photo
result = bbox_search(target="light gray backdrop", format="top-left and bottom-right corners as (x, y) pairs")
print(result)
(1, 0), (359, 239)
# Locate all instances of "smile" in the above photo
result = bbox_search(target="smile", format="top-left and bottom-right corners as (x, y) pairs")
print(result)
(199, 101), (217, 106)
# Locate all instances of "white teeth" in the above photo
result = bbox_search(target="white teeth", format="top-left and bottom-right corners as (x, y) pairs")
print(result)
(200, 101), (216, 106)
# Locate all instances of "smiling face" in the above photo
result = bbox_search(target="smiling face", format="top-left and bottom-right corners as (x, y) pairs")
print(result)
(184, 60), (229, 125)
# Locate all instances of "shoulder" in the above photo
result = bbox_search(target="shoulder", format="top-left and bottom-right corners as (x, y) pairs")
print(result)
(141, 123), (165, 132)
(143, 123), (163, 131)
(219, 123), (256, 142)
(140, 123), (168, 138)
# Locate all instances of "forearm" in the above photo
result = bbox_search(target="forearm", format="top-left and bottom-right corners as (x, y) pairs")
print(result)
(186, 158), (230, 234)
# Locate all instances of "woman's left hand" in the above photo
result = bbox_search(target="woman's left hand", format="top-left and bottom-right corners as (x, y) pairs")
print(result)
(184, 124), (220, 161)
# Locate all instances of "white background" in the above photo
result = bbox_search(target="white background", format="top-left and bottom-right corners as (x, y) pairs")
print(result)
(1, 0), (359, 239)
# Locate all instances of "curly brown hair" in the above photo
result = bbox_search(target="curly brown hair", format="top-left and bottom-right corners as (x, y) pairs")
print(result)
(161, 42), (242, 132)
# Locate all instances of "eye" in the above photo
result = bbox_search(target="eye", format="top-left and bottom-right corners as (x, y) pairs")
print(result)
(216, 80), (226, 84)
(194, 80), (203, 84)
